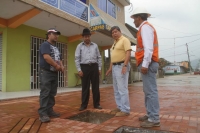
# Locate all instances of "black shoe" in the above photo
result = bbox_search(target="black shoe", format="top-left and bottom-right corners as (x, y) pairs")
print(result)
(39, 115), (50, 123)
(79, 107), (87, 111)
(48, 111), (60, 118)
(94, 105), (102, 109)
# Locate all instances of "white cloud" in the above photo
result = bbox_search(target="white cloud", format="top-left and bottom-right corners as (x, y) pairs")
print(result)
(125, 0), (200, 63)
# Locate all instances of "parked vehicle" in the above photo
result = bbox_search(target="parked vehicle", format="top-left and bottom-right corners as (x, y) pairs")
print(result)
(194, 71), (200, 75)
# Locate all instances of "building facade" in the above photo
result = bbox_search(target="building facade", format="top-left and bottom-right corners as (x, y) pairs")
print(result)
(0, 0), (136, 92)
(163, 65), (185, 75)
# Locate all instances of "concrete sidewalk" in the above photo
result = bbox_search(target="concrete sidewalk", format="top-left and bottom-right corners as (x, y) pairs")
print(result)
(0, 74), (200, 133)
(0, 84), (112, 100)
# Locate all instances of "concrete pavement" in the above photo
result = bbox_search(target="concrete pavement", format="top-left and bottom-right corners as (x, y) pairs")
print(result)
(0, 74), (200, 133)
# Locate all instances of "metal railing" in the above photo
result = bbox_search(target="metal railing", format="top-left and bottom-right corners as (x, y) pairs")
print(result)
(41, 0), (89, 22)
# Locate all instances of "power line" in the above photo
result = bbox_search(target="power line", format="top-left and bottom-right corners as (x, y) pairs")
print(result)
(159, 34), (200, 39)
(161, 51), (187, 56)
(159, 45), (184, 52)
(161, 52), (187, 58)
(187, 38), (200, 44)
(152, 23), (197, 34)
(159, 37), (200, 51)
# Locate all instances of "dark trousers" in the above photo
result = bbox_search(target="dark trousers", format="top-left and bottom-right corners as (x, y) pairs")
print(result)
(80, 63), (100, 108)
(38, 69), (58, 116)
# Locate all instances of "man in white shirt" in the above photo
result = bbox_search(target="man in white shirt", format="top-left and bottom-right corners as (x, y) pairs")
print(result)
(131, 7), (160, 127)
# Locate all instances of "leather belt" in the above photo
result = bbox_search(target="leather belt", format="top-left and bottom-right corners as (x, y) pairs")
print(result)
(113, 61), (124, 65)
(80, 63), (97, 66)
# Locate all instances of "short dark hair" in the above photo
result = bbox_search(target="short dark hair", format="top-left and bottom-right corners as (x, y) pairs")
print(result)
(110, 26), (121, 33)
(134, 13), (148, 21)
(46, 32), (52, 39)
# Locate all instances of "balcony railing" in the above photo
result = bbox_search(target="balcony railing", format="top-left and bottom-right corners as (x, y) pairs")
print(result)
(40, 0), (88, 22)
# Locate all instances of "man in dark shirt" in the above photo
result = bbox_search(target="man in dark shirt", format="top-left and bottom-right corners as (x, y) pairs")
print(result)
(38, 28), (64, 123)
(75, 28), (102, 111)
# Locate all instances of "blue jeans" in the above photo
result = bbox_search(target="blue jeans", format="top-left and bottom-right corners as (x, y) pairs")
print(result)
(112, 63), (130, 113)
(138, 62), (160, 122)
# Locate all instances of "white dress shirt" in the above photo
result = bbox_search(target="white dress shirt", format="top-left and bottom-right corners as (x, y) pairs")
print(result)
(139, 21), (154, 68)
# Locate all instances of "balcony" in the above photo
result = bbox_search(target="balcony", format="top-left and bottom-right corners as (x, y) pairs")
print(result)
(40, 0), (88, 22)
(117, 0), (130, 6)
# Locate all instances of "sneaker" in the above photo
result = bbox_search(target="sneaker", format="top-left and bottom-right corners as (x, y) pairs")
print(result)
(140, 120), (160, 127)
(110, 108), (121, 114)
(48, 111), (60, 118)
(139, 115), (148, 121)
(39, 115), (50, 123)
(115, 111), (130, 117)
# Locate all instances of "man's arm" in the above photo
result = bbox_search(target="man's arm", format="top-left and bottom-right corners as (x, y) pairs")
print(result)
(75, 44), (81, 72)
(96, 44), (102, 71)
(41, 42), (61, 70)
(106, 62), (112, 76)
(141, 24), (154, 68)
(60, 60), (64, 73)
(43, 54), (58, 68)
(124, 50), (131, 66)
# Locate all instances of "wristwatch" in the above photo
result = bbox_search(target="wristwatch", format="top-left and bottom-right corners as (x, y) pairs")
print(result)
(123, 65), (127, 67)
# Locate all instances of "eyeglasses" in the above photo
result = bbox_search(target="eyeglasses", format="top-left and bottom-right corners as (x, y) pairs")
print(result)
(112, 42), (116, 50)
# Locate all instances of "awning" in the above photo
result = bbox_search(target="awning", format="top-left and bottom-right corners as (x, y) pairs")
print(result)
(89, 4), (136, 45)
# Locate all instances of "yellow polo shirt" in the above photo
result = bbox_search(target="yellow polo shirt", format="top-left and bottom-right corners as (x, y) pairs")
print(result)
(110, 35), (132, 63)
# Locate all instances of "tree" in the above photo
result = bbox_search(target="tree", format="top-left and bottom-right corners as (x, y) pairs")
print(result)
(158, 58), (170, 70)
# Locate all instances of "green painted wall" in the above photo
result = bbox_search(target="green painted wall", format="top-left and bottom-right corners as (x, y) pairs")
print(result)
(0, 25), (67, 92)
(0, 25), (105, 91)
(67, 41), (81, 87)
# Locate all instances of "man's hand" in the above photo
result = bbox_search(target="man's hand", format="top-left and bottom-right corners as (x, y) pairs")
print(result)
(106, 69), (112, 76)
(141, 67), (148, 74)
(55, 64), (62, 71)
(121, 66), (127, 74)
(61, 66), (64, 73)
(78, 71), (83, 77)
(99, 70), (101, 75)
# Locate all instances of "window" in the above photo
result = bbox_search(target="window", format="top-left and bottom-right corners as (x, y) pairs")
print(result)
(107, 0), (116, 18)
(98, 0), (116, 19)
(79, 0), (86, 4)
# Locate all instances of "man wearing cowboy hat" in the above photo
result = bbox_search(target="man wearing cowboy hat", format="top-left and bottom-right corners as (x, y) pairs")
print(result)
(75, 28), (102, 111)
(131, 7), (160, 127)
(38, 28), (64, 123)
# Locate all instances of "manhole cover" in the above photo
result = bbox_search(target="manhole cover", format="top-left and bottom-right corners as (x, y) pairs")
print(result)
(67, 111), (115, 124)
(115, 126), (174, 133)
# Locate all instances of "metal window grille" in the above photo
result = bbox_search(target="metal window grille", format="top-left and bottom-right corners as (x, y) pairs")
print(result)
(30, 36), (67, 89)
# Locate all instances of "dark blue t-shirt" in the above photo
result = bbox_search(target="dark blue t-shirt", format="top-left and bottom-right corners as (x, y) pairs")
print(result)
(39, 41), (62, 71)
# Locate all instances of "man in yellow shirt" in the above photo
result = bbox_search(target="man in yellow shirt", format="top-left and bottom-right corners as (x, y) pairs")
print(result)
(106, 26), (132, 117)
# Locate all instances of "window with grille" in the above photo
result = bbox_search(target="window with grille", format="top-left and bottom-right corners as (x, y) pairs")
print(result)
(30, 36), (67, 89)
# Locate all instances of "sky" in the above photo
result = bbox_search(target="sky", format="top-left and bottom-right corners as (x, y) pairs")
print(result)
(125, 0), (200, 68)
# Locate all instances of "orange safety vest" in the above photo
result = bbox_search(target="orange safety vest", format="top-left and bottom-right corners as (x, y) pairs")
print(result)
(135, 21), (159, 66)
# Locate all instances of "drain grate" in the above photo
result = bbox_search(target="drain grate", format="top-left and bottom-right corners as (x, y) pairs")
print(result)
(67, 111), (115, 124)
(115, 126), (175, 133)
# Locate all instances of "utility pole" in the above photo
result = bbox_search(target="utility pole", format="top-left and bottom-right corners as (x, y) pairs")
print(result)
(174, 38), (175, 65)
(186, 43), (192, 75)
